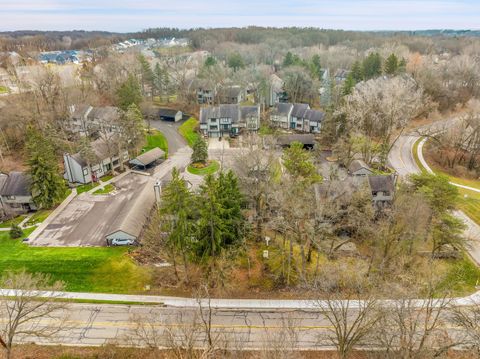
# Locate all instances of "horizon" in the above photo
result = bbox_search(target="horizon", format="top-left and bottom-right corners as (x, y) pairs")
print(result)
(1, 0), (480, 32)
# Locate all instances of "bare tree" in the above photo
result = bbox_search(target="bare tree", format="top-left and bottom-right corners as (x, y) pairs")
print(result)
(317, 295), (381, 359)
(451, 299), (480, 356)
(0, 270), (70, 359)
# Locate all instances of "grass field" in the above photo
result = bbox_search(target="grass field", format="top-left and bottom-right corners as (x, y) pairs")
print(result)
(143, 129), (168, 156)
(93, 184), (115, 195)
(187, 160), (220, 176)
(0, 215), (27, 228)
(0, 228), (150, 293)
(25, 209), (53, 227)
(76, 182), (99, 194)
(178, 117), (200, 147)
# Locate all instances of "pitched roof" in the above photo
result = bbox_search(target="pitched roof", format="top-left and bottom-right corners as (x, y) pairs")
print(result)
(303, 109), (325, 123)
(277, 134), (315, 146)
(88, 106), (120, 123)
(106, 177), (156, 239)
(158, 108), (180, 118)
(223, 86), (243, 98)
(200, 104), (239, 124)
(130, 147), (165, 167)
(0, 172), (31, 196)
(291, 103), (310, 118)
(272, 103), (293, 116)
(348, 159), (372, 174)
(71, 104), (92, 119)
(240, 106), (260, 119)
(368, 175), (395, 193)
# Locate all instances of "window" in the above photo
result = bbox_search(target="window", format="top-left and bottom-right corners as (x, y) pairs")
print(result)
(113, 159), (119, 166)
(83, 168), (89, 176)
(384, 191), (390, 196)
(372, 191), (378, 197)
(210, 118), (217, 123)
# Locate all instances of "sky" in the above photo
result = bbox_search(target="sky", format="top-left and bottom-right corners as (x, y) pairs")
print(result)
(0, 0), (479, 32)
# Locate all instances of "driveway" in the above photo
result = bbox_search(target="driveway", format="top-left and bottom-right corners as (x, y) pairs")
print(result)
(30, 173), (152, 247)
(150, 119), (186, 155)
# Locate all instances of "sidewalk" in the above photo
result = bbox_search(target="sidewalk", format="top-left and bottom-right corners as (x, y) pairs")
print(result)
(1, 288), (479, 309)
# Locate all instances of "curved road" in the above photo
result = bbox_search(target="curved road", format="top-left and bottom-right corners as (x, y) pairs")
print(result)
(388, 123), (480, 265)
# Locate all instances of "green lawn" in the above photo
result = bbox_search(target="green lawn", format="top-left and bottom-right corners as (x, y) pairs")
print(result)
(76, 182), (100, 194)
(100, 174), (114, 182)
(0, 215), (27, 229)
(437, 255), (480, 296)
(0, 229), (150, 293)
(187, 160), (220, 176)
(143, 129), (168, 156)
(25, 209), (53, 227)
(93, 184), (115, 195)
(178, 117), (200, 147)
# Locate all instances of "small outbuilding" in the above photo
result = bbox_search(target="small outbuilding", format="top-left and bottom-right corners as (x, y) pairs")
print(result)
(159, 108), (183, 122)
(348, 159), (373, 176)
(129, 147), (165, 170)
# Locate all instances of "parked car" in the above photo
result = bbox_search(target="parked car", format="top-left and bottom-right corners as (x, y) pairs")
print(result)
(110, 238), (136, 246)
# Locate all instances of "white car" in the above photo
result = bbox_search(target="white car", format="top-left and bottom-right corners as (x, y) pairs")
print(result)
(110, 238), (136, 246)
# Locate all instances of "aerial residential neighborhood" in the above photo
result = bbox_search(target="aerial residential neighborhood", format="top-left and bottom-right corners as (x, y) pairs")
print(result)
(1, 2), (480, 358)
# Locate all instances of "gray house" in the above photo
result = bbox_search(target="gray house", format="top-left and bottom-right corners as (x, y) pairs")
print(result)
(348, 160), (374, 176)
(64, 137), (129, 184)
(267, 74), (287, 107)
(270, 102), (324, 133)
(368, 175), (396, 207)
(0, 172), (37, 218)
(69, 105), (121, 137)
(199, 104), (260, 138)
(219, 86), (245, 104)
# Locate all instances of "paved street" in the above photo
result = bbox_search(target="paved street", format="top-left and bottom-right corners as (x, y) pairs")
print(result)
(150, 119), (187, 155)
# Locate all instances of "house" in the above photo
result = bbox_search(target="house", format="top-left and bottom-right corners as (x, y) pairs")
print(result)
(129, 147), (165, 170)
(199, 104), (260, 138)
(68, 105), (121, 137)
(158, 108), (183, 122)
(270, 102), (325, 133)
(270, 103), (293, 129)
(105, 178), (156, 245)
(334, 69), (351, 84)
(219, 86), (245, 104)
(348, 160), (374, 176)
(267, 74), (288, 107)
(63, 137), (129, 184)
(368, 175), (397, 207)
(277, 134), (316, 149)
(0, 172), (37, 218)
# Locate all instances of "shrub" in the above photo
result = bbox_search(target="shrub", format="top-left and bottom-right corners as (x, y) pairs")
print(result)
(10, 224), (23, 239)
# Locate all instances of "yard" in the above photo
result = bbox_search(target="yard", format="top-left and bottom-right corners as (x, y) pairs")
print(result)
(143, 129), (168, 155)
(0, 215), (27, 228)
(178, 117), (200, 147)
(93, 184), (115, 195)
(0, 228), (151, 293)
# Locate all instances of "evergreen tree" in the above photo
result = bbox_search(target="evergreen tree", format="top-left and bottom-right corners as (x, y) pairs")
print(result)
(342, 73), (356, 96)
(138, 54), (154, 95)
(362, 52), (382, 80)
(283, 51), (303, 67)
(350, 61), (364, 82)
(160, 167), (195, 281)
(309, 54), (322, 80)
(26, 128), (65, 209)
(9, 224), (23, 239)
(119, 103), (145, 155)
(282, 142), (322, 185)
(191, 137), (208, 164)
(116, 74), (142, 111)
(384, 53), (399, 75)
(153, 63), (164, 95)
(398, 58), (407, 72)
(204, 56), (217, 67)
(227, 52), (245, 72)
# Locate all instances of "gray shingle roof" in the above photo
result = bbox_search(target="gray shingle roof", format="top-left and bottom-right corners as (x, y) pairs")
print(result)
(240, 106), (260, 119)
(0, 172), (31, 196)
(368, 175), (395, 193)
(277, 134), (315, 146)
(291, 103), (310, 118)
(88, 106), (120, 123)
(272, 103), (293, 116)
(130, 147), (165, 167)
(348, 159), (372, 174)
(200, 104), (239, 124)
(303, 109), (325, 123)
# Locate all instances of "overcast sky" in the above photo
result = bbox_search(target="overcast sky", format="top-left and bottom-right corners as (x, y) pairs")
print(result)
(0, 0), (479, 32)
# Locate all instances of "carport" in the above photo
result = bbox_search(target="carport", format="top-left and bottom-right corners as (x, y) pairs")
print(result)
(129, 147), (165, 170)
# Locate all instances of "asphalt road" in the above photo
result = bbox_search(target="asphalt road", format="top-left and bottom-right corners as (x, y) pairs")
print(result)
(150, 119), (187, 155)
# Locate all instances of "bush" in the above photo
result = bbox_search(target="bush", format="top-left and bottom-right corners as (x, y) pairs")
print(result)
(10, 224), (23, 239)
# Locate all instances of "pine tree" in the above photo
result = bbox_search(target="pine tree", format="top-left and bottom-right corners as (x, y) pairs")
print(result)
(191, 137), (208, 164)
(120, 103), (145, 155)
(282, 141), (322, 185)
(116, 74), (142, 111)
(351, 61), (364, 82)
(138, 54), (154, 96)
(227, 52), (245, 72)
(342, 73), (356, 96)
(204, 56), (217, 67)
(153, 63), (164, 96)
(384, 53), (399, 75)
(26, 128), (66, 209)
(309, 54), (322, 80)
(160, 167), (195, 281)
(362, 52), (382, 80)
